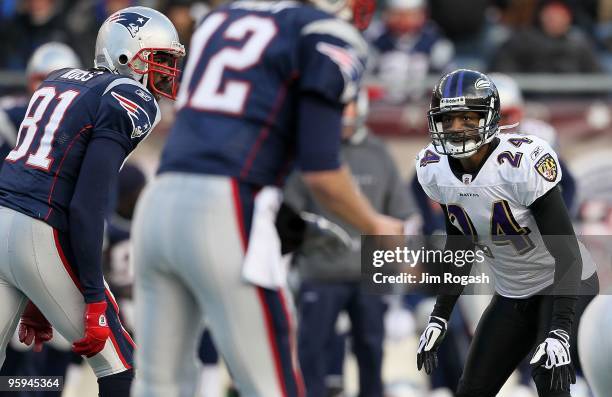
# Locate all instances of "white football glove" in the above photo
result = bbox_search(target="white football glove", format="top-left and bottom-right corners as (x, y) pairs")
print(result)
(530, 329), (576, 391)
(416, 316), (447, 374)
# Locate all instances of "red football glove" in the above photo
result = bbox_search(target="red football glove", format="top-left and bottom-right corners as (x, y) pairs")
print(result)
(18, 301), (53, 352)
(72, 301), (110, 357)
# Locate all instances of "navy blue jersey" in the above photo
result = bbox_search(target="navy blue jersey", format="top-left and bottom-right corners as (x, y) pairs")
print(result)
(159, 1), (368, 186)
(0, 96), (27, 162)
(0, 69), (160, 232)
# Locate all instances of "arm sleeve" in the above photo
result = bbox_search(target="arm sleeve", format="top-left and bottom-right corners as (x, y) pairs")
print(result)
(69, 137), (127, 303)
(296, 93), (343, 172)
(558, 159), (576, 212)
(529, 185), (581, 333)
(430, 204), (475, 321)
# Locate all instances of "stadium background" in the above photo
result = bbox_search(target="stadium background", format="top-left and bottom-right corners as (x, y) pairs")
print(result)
(1, 0), (611, 396)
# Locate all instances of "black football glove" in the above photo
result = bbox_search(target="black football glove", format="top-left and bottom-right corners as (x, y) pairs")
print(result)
(275, 202), (307, 255)
(530, 329), (576, 391)
(416, 316), (447, 374)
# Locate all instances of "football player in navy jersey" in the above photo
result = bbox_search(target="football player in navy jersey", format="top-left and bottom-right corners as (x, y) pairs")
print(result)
(0, 6), (184, 397)
(0, 41), (82, 389)
(130, 1), (404, 396)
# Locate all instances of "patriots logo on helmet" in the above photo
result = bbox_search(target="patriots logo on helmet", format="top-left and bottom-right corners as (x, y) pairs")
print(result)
(111, 91), (152, 139)
(108, 12), (151, 38)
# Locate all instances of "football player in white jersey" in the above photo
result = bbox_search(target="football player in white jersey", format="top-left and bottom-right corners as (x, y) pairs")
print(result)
(414, 69), (599, 397)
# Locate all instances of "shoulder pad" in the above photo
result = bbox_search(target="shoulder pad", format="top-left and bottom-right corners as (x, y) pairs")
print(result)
(93, 78), (160, 152)
(498, 134), (562, 205)
(301, 18), (368, 56)
(415, 144), (443, 203)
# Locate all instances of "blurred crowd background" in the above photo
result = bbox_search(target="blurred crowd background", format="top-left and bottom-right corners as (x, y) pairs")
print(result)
(2, 0), (612, 162)
(1, 0), (612, 396)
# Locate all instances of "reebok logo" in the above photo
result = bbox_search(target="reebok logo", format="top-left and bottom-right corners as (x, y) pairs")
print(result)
(440, 96), (466, 107)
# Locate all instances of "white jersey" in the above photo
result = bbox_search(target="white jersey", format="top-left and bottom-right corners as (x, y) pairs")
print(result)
(416, 133), (596, 298)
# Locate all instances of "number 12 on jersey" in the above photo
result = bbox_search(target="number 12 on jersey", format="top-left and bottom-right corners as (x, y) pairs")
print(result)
(176, 13), (277, 114)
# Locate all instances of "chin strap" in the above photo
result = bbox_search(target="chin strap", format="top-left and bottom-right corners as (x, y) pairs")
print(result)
(498, 122), (520, 131)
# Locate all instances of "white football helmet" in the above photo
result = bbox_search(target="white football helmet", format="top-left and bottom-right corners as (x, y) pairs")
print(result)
(27, 42), (82, 79)
(310, 0), (376, 30)
(26, 42), (82, 92)
(488, 73), (524, 110)
(94, 6), (186, 100)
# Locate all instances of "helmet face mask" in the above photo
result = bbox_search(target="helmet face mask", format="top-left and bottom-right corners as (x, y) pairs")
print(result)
(352, 0), (376, 30)
(95, 6), (186, 100)
(310, 0), (376, 30)
(128, 49), (183, 100)
(427, 70), (500, 159)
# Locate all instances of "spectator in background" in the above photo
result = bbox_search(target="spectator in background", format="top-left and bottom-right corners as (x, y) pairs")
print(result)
(367, 0), (454, 102)
(486, 0), (540, 55)
(164, 0), (196, 54)
(285, 91), (412, 397)
(0, 0), (18, 20)
(490, 0), (602, 73)
(0, 0), (70, 70)
(556, 0), (609, 45)
(427, 0), (490, 65)
(575, 0), (612, 71)
(65, 0), (134, 67)
(491, 0), (540, 29)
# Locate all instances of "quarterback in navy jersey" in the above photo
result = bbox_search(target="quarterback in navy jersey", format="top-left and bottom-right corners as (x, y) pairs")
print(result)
(159, 1), (371, 185)
(0, 7), (184, 397)
(131, 1), (403, 397)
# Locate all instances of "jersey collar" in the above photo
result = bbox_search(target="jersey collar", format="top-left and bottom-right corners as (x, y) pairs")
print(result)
(447, 137), (500, 184)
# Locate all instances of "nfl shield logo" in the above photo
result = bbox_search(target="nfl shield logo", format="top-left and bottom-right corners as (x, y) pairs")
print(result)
(462, 174), (472, 185)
